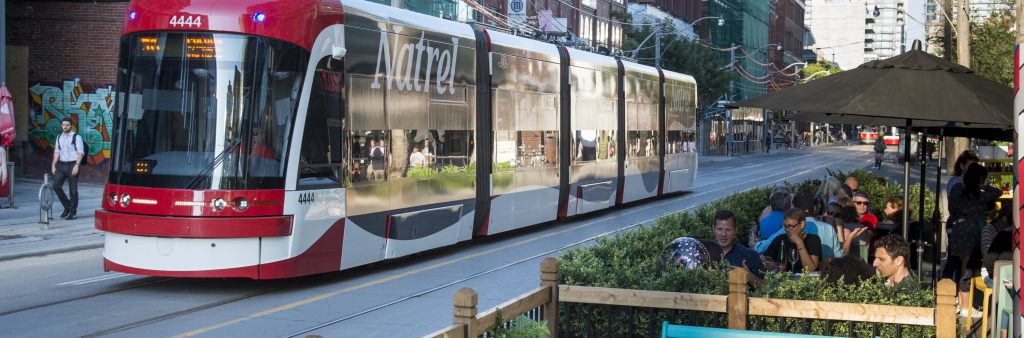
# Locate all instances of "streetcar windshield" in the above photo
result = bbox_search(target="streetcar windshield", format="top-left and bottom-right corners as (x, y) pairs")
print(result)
(110, 32), (309, 189)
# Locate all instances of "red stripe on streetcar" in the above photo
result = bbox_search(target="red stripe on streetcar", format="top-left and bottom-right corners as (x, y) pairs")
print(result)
(259, 219), (345, 279)
(96, 209), (293, 238)
(105, 258), (260, 279)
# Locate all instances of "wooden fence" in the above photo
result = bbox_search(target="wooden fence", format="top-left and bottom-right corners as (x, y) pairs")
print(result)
(423, 257), (957, 338)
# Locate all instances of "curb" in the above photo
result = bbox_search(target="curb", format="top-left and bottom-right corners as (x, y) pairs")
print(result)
(0, 242), (104, 262)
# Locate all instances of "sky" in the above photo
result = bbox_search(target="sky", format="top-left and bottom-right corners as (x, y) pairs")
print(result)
(905, 0), (928, 48)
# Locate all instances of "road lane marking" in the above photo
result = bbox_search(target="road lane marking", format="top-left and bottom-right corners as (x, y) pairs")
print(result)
(56, 273), (131, 286)
(176, 151), (868, 337)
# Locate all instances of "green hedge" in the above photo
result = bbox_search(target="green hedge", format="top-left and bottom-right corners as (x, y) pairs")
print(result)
(558, 170), (940, 337)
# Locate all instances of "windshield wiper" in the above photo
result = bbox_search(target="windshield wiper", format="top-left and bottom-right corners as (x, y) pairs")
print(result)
(184, 138), (242, 190)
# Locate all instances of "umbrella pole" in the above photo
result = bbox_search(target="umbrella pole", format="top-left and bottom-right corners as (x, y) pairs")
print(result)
(902, 119), (912, 239)
(917, 132), (927, 281)
(933, 132), (943, 282)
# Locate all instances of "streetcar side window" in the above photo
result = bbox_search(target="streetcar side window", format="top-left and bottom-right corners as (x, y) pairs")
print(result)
(349, 130), (389, 184)
(569, 66), (617, 164)
(626, 76), (659, 159)
(297, 56), (346, 189)
(347, 72), (389, 185)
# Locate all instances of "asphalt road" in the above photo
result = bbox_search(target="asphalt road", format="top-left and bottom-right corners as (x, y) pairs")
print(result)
(0, 145), (879, 337)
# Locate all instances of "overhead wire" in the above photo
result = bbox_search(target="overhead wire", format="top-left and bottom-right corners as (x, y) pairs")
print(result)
(475, 0), (801, 88)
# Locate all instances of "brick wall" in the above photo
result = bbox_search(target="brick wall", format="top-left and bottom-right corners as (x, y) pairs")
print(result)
(8, 1), (127, 85)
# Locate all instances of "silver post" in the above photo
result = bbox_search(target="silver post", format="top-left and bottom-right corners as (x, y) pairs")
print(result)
(38, 173), (53, 229)
(901, 119), (911, 238)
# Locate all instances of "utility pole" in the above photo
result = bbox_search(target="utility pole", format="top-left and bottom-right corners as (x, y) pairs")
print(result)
(729, 43), (736, 101)
(942, 0), (952, 61)
(956, 0), (970, 67)
(655, 28), (662, 68)
(943, 0), (969, 174)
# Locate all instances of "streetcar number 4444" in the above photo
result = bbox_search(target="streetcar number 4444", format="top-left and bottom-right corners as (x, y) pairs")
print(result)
(169, 15), (203, 28)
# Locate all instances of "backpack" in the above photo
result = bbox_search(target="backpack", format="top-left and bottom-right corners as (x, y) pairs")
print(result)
(873, 140), (886, 153)
(57, 132), (88, 166)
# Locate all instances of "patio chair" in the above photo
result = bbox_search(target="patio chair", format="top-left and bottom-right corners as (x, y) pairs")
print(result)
(966, 276), (993, 338)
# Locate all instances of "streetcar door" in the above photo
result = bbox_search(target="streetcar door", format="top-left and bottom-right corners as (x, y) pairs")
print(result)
(263, 55), (347, 275)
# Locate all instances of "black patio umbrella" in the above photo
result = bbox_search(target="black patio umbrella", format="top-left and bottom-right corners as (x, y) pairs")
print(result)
(727, 41), (1013, 279)
(728, 42), (1012, 128)
(783, 112), (1013, 140)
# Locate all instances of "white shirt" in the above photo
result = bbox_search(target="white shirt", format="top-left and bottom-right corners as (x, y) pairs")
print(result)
(56, 132), (84, 162)
(409, 152), (426, 168)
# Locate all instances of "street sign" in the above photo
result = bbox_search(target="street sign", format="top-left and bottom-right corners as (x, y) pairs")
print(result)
(508, 0), (526, 25)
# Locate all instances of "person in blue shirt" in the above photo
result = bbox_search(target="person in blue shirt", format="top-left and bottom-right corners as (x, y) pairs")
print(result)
(758, 188), (792, 239)
(713, 209), (765, 281)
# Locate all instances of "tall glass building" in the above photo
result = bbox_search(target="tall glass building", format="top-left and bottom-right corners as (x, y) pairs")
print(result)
(864, 0), (905, 61)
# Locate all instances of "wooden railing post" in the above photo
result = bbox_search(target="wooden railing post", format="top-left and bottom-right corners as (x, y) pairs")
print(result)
(727, 268), (749, 330)
(453, 287), (478, 337)
(935, 279), (956, 338)
(540, 257), (560, 338)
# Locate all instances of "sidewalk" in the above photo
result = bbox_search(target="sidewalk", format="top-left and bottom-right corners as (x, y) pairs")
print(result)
(0, 176), (105, 261)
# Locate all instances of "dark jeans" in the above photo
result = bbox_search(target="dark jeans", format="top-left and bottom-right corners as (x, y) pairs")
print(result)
(941, 245), (982, 292)
(53, 161), (78, 212)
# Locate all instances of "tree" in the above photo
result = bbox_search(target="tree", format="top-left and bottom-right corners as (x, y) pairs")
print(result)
(621, 21), (732, 108)
(941, 0), (1014, 86)
(800, 61), (842, 82)
(968, 11), (1014, 86)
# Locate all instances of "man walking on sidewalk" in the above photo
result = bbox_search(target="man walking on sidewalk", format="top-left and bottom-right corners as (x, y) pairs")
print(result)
(52, 118), (84, 220)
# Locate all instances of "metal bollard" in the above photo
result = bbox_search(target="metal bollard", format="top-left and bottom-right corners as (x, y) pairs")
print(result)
(38, 174), (54, 229)
(1, 162), (13, 209)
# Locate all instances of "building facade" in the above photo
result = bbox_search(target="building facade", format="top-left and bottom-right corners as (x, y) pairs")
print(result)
(454, 0), (624, 51)
(864, 0), (905, 61)
(707, 0), (772, 101)
(626, 0), (708, 40)
(768, 0), (808, 90)
(574, 0), (627, 51)
(805, 0), (866, 69)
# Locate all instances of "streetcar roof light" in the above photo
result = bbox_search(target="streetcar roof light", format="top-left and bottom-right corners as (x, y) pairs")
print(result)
(129, 10), (137, 21)
(253, 12), (267, 23)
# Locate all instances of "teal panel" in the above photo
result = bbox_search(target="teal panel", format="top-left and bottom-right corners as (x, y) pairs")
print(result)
(662, 323), (834, 338)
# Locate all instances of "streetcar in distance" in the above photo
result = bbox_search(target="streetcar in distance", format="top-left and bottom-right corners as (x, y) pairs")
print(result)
(857, 126), (879, 144)
(97, 0), (698, 279)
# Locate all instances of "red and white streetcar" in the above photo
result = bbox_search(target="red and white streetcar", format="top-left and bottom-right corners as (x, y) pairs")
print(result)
(97, 0), (698, 278)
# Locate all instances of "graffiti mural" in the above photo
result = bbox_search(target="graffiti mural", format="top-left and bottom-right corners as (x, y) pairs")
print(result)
(28, 79), (115, 170)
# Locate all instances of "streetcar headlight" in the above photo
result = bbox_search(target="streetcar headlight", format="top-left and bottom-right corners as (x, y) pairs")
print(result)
(211, 198), (227, 212)
(128, 10), (137, 21)
(120, 194), (131, 207)
(253, 12), (266, 23)
(232, 197), (249, 211)
(110, 193), (118, 205)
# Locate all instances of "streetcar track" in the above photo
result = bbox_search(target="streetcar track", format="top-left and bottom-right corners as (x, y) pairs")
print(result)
(0, 277), (178, 318)
(276, 149), (871, 337)
(80, 287), (283, 338)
